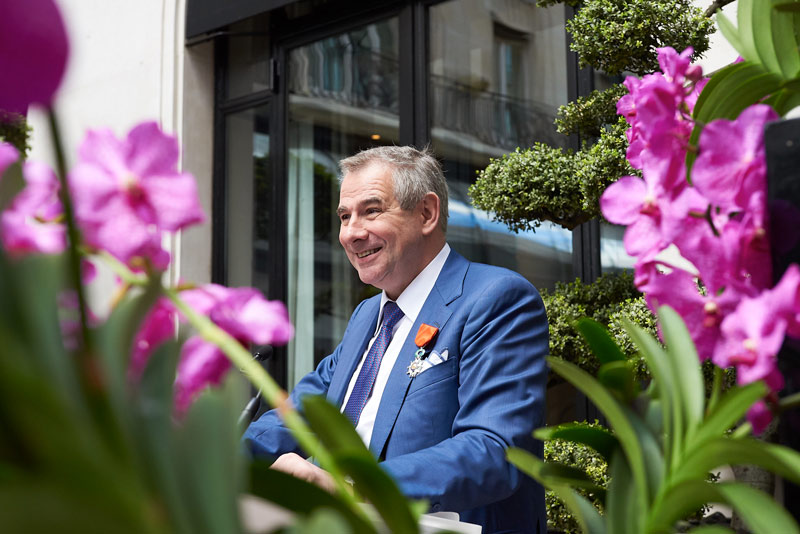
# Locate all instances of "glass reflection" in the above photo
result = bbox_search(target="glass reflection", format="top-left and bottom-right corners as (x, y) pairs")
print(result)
(430, 0), (573, 290)
(287, 18), (400, 384)
(225, 105), (272, 292)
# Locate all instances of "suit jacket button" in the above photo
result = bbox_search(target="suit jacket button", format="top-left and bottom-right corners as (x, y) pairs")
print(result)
(431, 503), (441, 512)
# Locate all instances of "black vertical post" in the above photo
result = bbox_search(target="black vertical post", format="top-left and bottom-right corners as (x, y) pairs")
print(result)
(766, 117), (800, 522)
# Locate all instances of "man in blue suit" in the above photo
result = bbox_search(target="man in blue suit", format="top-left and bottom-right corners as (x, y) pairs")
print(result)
(243, 146), (548, 533)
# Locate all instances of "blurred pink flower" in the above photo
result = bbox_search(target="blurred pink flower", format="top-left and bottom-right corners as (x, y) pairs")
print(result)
(173, 284), (294, 413)
(129, 298), (177, 381)
(0, 0), (69, 113)
(69, 121), (205, 269)
(1, 160), (66, 256)
(747, 399), (774, 436)
(691, 105), (778, 213)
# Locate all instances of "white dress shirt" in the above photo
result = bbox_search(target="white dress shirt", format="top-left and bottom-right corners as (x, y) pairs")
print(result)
(341, 243), (451, 447)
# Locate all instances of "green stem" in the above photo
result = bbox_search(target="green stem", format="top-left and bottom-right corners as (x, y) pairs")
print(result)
(732, 422), (752, 438)
(48, 109), (92, 354)
(164, 288), (362, 511)
(98, 250), (148, 286)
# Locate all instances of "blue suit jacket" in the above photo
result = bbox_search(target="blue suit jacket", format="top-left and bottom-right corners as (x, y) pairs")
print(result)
(244, 250), (548, 533)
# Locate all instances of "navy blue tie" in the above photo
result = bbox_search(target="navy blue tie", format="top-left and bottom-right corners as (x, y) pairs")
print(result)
(343, 301), (404, 425)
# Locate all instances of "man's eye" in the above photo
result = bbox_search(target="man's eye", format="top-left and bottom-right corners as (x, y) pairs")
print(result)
(366, 208), (380, 215)
(339, 214), (350, 222)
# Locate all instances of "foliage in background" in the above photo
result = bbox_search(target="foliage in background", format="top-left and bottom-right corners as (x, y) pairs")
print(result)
(567, 0), (713, 76)
(545, 422), (609, 534)
(470, 117), (633, 231)
(0, 112), (32, 158)
(542, 272), (654, 381)
(470, 0), (714, 232)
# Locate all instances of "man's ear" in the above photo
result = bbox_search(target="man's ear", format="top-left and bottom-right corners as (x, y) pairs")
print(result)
(419, 192), (440, 236)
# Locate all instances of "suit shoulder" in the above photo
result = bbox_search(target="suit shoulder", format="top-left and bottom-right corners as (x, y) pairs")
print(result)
(464, 261), (539, 295)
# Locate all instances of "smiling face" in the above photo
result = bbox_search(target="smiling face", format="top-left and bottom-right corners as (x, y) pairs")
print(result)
(337, 161), (433, 300)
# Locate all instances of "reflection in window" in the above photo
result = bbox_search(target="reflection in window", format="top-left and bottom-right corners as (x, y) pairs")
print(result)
(600, 222), (634, 274)
(286, 18), (400, 385)
(430, 0), (573, 291)
(225, 106), (272, 293)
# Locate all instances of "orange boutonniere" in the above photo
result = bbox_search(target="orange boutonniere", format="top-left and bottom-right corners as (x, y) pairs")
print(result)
(408, 323), (439, 378)
(415, 323), (439, 349)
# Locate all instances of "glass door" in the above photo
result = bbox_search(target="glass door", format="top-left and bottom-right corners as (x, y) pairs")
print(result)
(285, 18), (402, 384)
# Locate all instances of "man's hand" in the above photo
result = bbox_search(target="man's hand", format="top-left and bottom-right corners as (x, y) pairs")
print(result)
(270, 452), (337, 493)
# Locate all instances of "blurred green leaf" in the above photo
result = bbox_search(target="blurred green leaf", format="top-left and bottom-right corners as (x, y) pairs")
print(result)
(716, 12), (744, 58)
(674, 438), (800, 487)
(598, 360), (637, 403)
(247, 462), (373, 533)
(690, 382), (767, 448)
(658, 306), (704, 445)
(286, 507), (354, 534)
(575, 318), (627, 365)
(550, 486), (607, 534)
(336, 454), (419, 534)
(547, 357), (649, 504)
(507, 448), (606, 497)
(605, 449), (642, 534)
(737, 0), (759, 63)
(535, 422), (619, 461)
(770, 0), (800, 77)
(751, 0), (783, 74)
(687, 526), (735, 533)
(649, 479), (721, 531)
(302, 396), (373, 459)
(716, 482), (799, 533)
(174, 377), (246, 534)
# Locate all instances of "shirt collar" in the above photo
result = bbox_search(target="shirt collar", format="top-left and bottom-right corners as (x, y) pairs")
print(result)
(377, 243), (451, 329)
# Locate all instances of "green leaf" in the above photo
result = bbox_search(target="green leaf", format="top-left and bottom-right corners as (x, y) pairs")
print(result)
(623, 320), (678, 470)
(690, 382), (767, 448)
(716, 12), (745, 58)
(770, 0), (800, 77)
(737, 0), (759, 63)
(716, 482), (800, 533)
(752, 0), (783, 74)
(174, 378), (246, 534)
(675, 438), (800, 487)
(605, 449), (642, 534)
(649, 479), (721, 531)
(0, 160), (24, 212)
(287, 507), (355, 534)
(336, 454), (419, 534)
(549, 486), (607, 534)
(547, 357), (649, 504)
(687, 527), (735, 534)
(302, 395), (373, 459)
(248, 461), (373, 533)
(301, 396), (418, 533)
(658, 307), (704, 443)
(575, 318), (627, 364)
(507, 448), (606, 497)
(598, 360), (637, 403)
(535, 423), (619, 461)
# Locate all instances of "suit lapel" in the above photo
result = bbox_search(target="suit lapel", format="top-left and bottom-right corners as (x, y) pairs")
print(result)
(368, 250), (469, 457)
(326, 297), (380, 406)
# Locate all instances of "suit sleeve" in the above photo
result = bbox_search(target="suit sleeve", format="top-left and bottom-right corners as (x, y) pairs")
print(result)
(379, 273), (548, 512)
(242, 301), (366, 459)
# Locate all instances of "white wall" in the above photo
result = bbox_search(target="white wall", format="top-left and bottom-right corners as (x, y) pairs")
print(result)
(26, 0), (214, 312)
(693, 0), (739, 73)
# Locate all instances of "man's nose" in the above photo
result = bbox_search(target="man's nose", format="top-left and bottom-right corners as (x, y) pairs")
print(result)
(340, 219), (368, 243)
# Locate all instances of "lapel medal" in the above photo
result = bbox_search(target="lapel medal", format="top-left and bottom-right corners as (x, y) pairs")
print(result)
(407, 323), (439, 378)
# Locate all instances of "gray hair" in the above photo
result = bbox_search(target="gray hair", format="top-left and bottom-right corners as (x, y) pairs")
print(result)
(339, 146), (449, 233)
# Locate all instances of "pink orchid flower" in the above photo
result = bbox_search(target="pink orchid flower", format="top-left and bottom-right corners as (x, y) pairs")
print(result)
(691, 105), (778, 213)
(173, 284), (294, 413)
(69, 121), (205, 270)
(0, 142), (19, 175)
(1, 160), (66, 256)
(0, 0), (69, 113)
(129, 298), (178, 381)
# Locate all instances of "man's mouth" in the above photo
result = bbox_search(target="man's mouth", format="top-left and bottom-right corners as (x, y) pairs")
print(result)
(357, 247), (381, 259)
